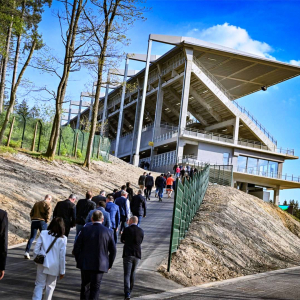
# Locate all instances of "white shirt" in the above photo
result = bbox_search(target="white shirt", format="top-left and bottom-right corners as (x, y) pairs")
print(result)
(33, 230), (67, 276)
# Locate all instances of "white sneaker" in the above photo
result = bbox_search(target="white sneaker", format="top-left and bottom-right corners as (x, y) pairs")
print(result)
(24, 252), (30, 259)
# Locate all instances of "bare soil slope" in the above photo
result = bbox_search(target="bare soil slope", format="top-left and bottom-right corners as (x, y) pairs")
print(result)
(0, 152), (153, 246)
(159, 185), (300, 286)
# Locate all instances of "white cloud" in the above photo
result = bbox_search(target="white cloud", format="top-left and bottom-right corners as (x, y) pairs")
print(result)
(290, 60), (300, 66)
(188, 23), (276, 60)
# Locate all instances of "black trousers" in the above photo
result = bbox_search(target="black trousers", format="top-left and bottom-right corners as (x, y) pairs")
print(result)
(145, 185), (152, 199)
(80, 270), (104, 300)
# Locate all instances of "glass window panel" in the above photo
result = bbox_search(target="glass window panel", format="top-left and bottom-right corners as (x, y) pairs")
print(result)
(237, 156), (247, 172)
(247, 157), (258, 174)
(258, 159), (268, 176)
(268, 161), (278, 177)
(223, 153), (229, 165)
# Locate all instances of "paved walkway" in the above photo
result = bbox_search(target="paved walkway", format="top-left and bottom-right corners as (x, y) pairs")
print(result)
(0, 193), (181, 299)
(133, 266), (300, 300)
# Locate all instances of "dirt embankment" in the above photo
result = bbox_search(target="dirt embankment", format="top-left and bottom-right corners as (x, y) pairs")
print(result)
(159, 185), (300, 286)
(0, 152), (155, 246)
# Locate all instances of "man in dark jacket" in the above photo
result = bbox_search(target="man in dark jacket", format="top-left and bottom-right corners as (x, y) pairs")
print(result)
(138, 172), (147, 192)
(121, 216), (144, 300)
(53, 194), (76, 237)
(106, 196), (120, 244)
(155, 174), (166, 202)
(115, 191), (130, 234)
(145, 173), (154, 200)
(74, 210), (116, 300)
(130, 190), (146, 226)
(75, 191), (96, 239)
(0, 209), (8, 280)
(85, 201), (111, 229)
(92, 190), (106, 206)
(114, 185), (126, 200)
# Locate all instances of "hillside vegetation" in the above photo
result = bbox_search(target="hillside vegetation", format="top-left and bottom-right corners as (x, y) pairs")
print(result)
(159, 185), (300, 286)
(0, 151), (152, 246)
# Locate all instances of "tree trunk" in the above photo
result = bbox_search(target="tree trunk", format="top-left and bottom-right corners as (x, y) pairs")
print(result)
(44, 0), (84, 159)
(0, 19), (13, 114)
(0, 40), (36, 144)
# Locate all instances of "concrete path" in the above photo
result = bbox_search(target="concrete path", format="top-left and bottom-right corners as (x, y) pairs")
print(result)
(0, 193), (181, 299)
(133, 266), (300, 300)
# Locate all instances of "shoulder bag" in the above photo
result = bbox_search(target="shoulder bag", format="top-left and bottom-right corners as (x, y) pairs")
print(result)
(34, 237), (58, 264)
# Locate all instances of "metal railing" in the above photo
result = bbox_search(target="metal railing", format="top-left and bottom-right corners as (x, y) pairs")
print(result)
(233, 101), (277, 145)
(167, 164), (210, 272)
(182, 128), (294, 156)
(154, 130), (178, 143)
(237, 167), (300, 183)
(152, 150), (177, 167)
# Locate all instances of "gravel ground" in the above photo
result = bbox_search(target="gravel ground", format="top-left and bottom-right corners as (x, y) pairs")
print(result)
(159, 185), (300, 287)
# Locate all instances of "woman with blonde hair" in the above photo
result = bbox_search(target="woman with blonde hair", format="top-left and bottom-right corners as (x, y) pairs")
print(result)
(32, 217), (67, 300)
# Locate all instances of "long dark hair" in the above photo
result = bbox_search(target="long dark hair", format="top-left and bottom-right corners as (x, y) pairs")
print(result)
(48, 217), (65, 238)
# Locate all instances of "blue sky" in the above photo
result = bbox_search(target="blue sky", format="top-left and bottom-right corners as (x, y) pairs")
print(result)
(23, 0), (300, 202)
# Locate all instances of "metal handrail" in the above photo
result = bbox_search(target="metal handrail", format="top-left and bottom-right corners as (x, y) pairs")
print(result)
(193, 56), (277, 146)
(237, 167), (300, 183)
(233, 101), (277, 145)
(182, 128), (294, 156)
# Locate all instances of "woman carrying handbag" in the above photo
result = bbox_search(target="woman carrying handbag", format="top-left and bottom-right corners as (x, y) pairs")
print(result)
(32, 217), (67, 300)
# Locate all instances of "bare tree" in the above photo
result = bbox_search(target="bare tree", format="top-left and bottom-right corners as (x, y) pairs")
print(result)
(82, 0), (146, 168)
(44, 0), (90, 159)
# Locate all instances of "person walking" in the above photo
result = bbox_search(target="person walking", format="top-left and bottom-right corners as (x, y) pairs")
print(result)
(115, 191), (131, 234)
(73, 210), (116, 300)
(126, 182), (134, 202)
(24, 195), (52, 259)
(52, 194), (76, 237)
(180, 166), (186, 178)
(32, 217), (67, 300)
(85, 201), (111, 229)
(176, 166), (180, 178)
(75, 191), (96, 239)
(154, 175), (160, 198)
(114, 185), (126, 200)
(105, 196), (120, 243)
(155, 174), (166, 202)
(173, 163), (178, 175)
(138, 172), (147, 192)
(92, 190), (106, 207)
(130, 190), (146, 226)
(144, 172), (154, 200)
(121, 216), (144, 300)
(166, 174), (175, 198)
(0, 209), (8, 280)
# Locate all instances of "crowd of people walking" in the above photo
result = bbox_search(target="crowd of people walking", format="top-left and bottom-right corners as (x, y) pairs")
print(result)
(0, 165), (195, 299)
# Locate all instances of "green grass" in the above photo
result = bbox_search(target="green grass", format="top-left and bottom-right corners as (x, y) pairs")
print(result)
(0, 146), (17, 154)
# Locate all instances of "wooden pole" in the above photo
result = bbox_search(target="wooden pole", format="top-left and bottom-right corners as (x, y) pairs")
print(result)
(74, 132), (79, 157)
(7, 116), (15, 147)
(31, 122), (38, 151)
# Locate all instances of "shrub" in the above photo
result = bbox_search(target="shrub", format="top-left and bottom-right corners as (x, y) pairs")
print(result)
(61, 148), (67, 156)
(9, 140), (21, 148)
(76, 149), (82, 159)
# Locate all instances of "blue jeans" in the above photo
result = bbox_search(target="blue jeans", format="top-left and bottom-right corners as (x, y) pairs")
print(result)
(158, 187), (164, 199)
(119, 215), (128, 234)
(137, 216), (143, 227)
(25, 220), (47, 253)
(123, 256), (140, 297)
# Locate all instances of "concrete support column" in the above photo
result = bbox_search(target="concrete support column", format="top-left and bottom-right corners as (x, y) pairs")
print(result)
(76, 97), (82, 129)
(233, 117), (239, 144)
(100, 74), (110, 136)
(130, 84), (141, 164)
(150, 65), (163, 163)
(133, 38), (152, 166)
(241, 182), (248, 193)
(177, 140), (186, 160)
(176, 47), (193, 161)
(273, 185), (280, 205)
(115, 57), (130, 157)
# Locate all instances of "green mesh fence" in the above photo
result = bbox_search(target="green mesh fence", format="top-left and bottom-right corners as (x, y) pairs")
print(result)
(167, 164), (210, 272)
(0, 114), (110, 162)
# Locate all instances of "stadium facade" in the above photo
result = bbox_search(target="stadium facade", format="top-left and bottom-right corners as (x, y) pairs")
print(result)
(68, 34), (300, 204)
